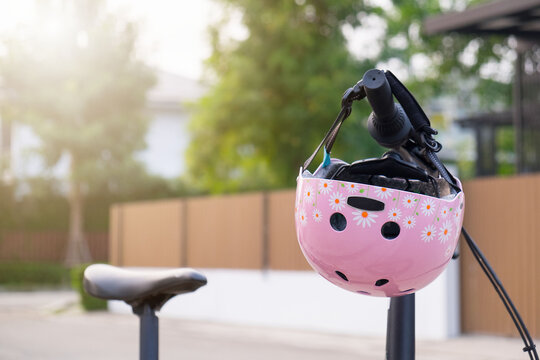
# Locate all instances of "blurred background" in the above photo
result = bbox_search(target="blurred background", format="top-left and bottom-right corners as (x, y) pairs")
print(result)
(0, 0), (539, 348)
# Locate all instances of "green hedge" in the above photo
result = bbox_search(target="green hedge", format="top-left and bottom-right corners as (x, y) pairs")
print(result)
(70, 263), (107, 311)
(0, 262), (107, 311)
(0, 262), (69, 287)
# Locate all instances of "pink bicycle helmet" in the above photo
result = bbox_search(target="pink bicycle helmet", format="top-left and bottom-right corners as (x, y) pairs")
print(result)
(295, 69), (465, 297)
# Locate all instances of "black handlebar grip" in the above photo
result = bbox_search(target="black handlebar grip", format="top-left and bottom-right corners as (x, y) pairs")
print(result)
(363, 69), (412, 148)
(363, 69), (396, 121)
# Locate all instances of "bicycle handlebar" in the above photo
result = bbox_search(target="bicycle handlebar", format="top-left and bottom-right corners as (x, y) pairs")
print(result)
(363, 69), (412, 148)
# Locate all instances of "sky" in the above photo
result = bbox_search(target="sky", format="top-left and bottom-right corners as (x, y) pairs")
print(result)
(0, 0), (221, 80)
(106, 0), (220, 80)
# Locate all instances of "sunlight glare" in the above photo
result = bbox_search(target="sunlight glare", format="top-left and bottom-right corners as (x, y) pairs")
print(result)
(0, 0), (222, 80)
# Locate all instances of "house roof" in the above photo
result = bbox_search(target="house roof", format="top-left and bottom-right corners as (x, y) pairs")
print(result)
(424, 0), (540, 39)
(455, 110), (513, 128)
(147, 71), (207, 111)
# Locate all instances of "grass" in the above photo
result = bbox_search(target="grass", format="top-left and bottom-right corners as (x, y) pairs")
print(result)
(0, 261), (70, 289)
(0, 261), (107, 311)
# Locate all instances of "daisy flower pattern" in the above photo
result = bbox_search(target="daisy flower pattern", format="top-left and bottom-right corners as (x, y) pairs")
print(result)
(439, 206), (449, 218)
(445, 245), (453, 257)
(421, 225), (436, 243)
(319, 180), (333, 194)
(402, 195), (416, 208)
(439, 221), (453, 243)
(312, 209), (323, 223)
(299, 209), (307, 226)
(304, 185), (315, 203)
(352, 210), (378, 228)
(329, 192), (346, 211)
(403, 216), (416, 229)
(346, 183), (359, 193)
(387, 208), (402, 221)
(374, 187), (393, 200)
(420, 198), (436, 216)
(453, 208), (462, 226)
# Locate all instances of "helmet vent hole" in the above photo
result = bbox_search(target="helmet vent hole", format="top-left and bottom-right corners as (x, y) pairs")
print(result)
(375, 279), (389, 287)
(381, 221), (400, 240)
(330, 213), (347, 231)
(335, 271), (348, 281)
(347, 196), (385, 211)
(357, 290), (370, 295)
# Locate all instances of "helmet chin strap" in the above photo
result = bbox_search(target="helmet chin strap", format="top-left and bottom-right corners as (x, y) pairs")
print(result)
(382, 70), (460, 191)
(304, 68), (460, 193)
(299, 69), (539, 360)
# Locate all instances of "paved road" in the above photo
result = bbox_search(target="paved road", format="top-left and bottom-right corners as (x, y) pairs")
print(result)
(0, 290), (531, 359)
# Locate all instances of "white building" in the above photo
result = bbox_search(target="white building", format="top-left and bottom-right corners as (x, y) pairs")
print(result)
(2, 70), (206, 183)
(138, 71), (206, 178)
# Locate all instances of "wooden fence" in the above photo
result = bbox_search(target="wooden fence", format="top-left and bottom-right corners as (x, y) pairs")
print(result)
(110, 175), (540, 337)
(461, 174), (540, 338)
(0, 231), (108, 263)
(109, 190), (310, 270)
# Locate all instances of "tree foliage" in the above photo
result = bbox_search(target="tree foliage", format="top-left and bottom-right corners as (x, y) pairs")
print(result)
(0, 3), (156, 189)
(0, 1), (156, 264)
(186, 1), (382, 193)
(373, 0), (515, 176)
(374, 0), (513, 109)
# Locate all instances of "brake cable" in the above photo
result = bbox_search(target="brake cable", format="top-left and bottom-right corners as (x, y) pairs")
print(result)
(461, 228), (538, 359)
(386, 71), (539, 360)
(331, 70), (540, 359)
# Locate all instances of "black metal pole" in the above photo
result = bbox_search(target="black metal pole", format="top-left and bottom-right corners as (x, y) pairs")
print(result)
(385, 293), (415, 360)
(139, 304), (159, 360)
(513, 44), (524, 173)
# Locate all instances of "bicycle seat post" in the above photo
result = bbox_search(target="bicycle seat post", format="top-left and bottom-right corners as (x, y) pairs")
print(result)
(83, 264), (207, 360)
(134, 304), (159, 360)
(385, 293), (415, 360)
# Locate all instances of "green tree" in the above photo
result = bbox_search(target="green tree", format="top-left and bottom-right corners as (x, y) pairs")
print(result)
(189, 0), (516, 191)
(186, 1), (382, 193)
(374, 0), (515, 175)
(0, 1), (156, 265)
(374, 0), (512, 109)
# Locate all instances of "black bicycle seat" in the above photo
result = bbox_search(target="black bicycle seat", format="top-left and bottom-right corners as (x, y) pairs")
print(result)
(83, 264), (207, 311)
